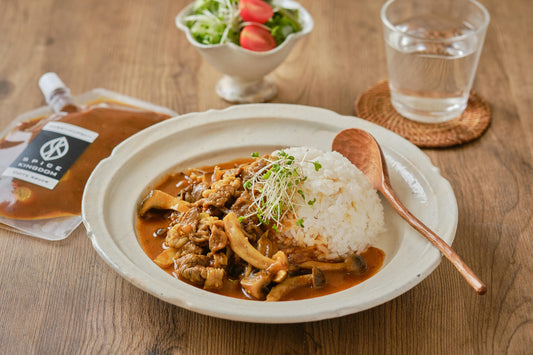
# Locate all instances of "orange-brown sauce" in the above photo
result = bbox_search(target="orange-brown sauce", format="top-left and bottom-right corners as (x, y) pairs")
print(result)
(0, 101), (169, 220)
(136, 159), (385, 301)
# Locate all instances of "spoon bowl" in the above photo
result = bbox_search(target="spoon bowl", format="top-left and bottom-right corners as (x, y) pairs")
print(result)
(333, 128), (486, 295)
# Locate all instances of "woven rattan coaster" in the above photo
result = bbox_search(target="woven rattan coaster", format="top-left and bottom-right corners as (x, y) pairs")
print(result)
(355, 80), (491, 148)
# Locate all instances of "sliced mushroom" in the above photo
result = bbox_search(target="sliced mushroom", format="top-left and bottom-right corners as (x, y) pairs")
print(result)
(139, 190), (190, 216)
(266, 267), (326, 302)
(223, 212), (288, 281)
(269, 251), (288, 283)
(240, 270), (272, 300)
(344, 254), (368, 274)
(239, 251), (289, 300)
(297, 254), (367, 274)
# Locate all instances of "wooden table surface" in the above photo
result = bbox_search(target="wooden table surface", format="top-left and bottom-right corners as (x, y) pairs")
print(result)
(1, 0), (532, 353)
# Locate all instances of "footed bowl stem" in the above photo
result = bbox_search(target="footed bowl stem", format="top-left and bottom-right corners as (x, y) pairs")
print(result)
(216, 75), (277, 103)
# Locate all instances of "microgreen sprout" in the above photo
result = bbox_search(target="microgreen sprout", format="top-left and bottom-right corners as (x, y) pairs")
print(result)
(242, 150), (320, 230)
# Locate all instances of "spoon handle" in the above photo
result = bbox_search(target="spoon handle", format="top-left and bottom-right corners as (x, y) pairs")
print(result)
(381, 185), (487, 295)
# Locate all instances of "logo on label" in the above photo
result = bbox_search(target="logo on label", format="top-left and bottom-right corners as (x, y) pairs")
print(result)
(3, 122), (98, 190)
(40, 136), (69, 161)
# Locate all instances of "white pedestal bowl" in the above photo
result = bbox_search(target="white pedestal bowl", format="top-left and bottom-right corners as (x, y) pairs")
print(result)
(176, 0), (313, 103)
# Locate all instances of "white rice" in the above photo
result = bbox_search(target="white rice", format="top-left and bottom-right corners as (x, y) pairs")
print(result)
(277, 147), (385, 260)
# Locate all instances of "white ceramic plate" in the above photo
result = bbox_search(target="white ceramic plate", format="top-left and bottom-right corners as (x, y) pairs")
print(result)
(82, 104), (457, 323)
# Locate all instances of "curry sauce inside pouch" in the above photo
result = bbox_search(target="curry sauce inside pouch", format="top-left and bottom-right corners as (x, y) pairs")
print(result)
(0, 101), (170, 221)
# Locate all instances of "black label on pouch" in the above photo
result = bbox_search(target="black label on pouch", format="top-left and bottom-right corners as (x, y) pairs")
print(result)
(3, 121), (98, 190)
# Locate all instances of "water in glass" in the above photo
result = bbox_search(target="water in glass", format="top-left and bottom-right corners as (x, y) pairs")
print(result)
(385, 15), (481, 122)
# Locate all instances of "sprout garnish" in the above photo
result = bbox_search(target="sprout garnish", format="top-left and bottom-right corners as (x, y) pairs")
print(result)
(243, 150), (320, 229)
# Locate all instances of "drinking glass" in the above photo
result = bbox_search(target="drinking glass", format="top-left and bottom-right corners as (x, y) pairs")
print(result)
(381, 0), (490, 123)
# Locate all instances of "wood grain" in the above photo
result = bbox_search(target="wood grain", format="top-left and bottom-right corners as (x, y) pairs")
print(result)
(0, 0), (532, 353)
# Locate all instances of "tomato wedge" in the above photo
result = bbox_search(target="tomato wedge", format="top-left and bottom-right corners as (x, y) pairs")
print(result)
(240, 24), (277, 52)
(238, 0), (274, 24)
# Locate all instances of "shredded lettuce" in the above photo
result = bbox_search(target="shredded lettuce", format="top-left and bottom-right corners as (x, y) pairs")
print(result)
(189, 18), (226, 44)
(268, 8), (301, 45)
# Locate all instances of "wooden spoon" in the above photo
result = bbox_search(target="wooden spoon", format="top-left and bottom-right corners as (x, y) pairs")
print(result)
(332, 128), (487, 295)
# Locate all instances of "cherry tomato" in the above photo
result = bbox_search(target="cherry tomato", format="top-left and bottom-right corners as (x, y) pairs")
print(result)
(238, 0), (274, 24)
(240, 24), (277, 52)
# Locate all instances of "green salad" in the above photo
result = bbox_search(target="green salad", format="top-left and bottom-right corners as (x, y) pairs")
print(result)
(185, 0), (302, 52)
